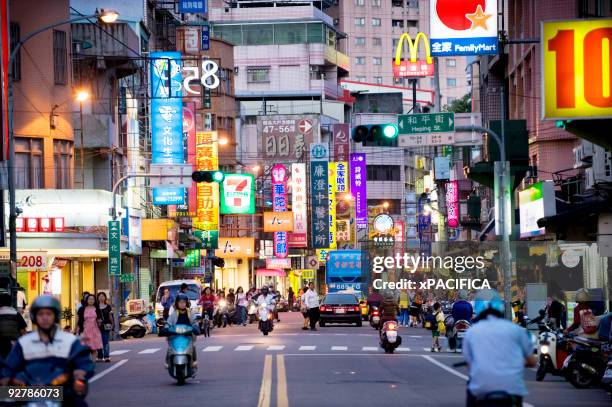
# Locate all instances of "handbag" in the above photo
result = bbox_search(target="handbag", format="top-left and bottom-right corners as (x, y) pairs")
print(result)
(103, 323), (113, 331)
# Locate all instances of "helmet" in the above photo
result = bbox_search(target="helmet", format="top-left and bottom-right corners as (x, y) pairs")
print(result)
(0, 289), (11, 306)
(575, 288), (589, 303)
(174, 293), (190, 307)
(473, 289), (505, 318)
(384, 292), (395, 301)
(457, 290), (469, 300)
(30, 295), (61, 325)
(261, 286), (269, 295)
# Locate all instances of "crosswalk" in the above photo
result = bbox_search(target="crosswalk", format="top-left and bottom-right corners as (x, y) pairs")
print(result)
(107, 345), (446, 355)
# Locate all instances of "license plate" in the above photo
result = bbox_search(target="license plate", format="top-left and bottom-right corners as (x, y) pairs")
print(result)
(604, 369), (612, 379)
(335, 308), (345, 314)
(457, 332), (465, 338)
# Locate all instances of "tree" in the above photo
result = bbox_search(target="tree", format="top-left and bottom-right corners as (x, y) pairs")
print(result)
(444, 93), (471, 113)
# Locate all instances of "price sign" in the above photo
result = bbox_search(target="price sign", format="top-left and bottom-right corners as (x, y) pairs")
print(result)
(17, 252), (48, 271)
(543, 19), (612, 119)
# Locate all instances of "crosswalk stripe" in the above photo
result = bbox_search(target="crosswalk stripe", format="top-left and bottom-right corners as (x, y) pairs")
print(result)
(266, 345), (285, 351)
(331, 346), (348, 351)
(235, 345), (254, 351)
(202, 346), (223, 352)
(299, 346), (316, 351)
(397, 347), (411, 352)
(362, 346), (378, 351)
(138, 348), (160, 354)
(109, 350), (130, 356)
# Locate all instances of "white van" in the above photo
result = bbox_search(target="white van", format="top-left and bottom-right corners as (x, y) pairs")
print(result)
(154, 279), (202, 320)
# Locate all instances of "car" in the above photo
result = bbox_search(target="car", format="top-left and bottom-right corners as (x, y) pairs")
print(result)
(319, 293), (362, 327)
(337, 289), (368, 320)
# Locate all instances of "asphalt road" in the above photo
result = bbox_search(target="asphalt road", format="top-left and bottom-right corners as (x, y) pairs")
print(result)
(87, 312), (612, 407)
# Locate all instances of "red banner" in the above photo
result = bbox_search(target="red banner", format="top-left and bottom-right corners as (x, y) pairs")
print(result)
(1, 0), (9, 159)
(392, 60), (435, 78)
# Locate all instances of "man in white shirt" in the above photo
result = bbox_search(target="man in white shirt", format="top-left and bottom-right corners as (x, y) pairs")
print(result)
(303, 282), (320, 331)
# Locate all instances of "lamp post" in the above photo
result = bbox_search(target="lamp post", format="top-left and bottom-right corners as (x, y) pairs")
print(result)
(75, 89), (89, 188)
(6, 9), (119, 282)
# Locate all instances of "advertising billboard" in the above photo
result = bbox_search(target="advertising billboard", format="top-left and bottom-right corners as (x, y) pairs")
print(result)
(311, 161), (330, 248)
(445, 180), (459, 228)
(150, 51), (185, 205)
(350, 153), (367, 229)
(215, 237), (256, 259)
(220, 174), (255, 214)
(194, 131), (219, 232)
(263, 212), (294, 232)
(289, 163), (308, 248)
(519, 181), (556, 238)
(429, 0), (498, 56)
(272, 164), (289, 258)
(328, 163), (337, 250)
(393, 32), (435, 78)
(333, 124), (350, 162)
(258, 115), (319, 163)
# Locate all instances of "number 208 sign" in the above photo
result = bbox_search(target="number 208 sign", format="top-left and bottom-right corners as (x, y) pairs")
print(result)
(543, 19), (612, 119)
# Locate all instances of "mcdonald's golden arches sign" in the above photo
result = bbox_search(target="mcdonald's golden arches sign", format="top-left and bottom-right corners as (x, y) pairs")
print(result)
(393, 32), (435, 78)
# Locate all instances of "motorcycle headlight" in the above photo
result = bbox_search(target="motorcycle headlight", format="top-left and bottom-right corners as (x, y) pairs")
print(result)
(540, 344), (549, 354)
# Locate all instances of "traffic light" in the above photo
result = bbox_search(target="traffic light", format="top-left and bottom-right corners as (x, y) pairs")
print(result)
(192, 170), (225, 183)
(212, 256), (225, 268)
(352, 124), (399, 146)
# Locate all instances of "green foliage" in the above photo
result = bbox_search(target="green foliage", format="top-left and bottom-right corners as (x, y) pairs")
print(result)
(444, 93), (472, 113)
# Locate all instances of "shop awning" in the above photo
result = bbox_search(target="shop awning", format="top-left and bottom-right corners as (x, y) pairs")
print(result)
(256, 268), (285, 277)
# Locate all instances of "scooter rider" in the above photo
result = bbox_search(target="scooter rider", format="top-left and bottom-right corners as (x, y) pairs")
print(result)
(165, 293), (197, 368)
(255, 286), (276, 307)
(462, 289), (536, 407)
(1, 295), (95, 407)
(380, 292), (400, 330)
(452, 290), (473, 323)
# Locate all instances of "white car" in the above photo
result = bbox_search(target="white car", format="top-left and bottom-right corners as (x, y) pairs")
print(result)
(155, 279), (202, 321)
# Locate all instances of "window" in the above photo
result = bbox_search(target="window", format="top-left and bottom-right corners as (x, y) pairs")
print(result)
(372, 0), (381, 6)
(407, 20), (418, 29)
(392, 20), (404, 28)
(374, 76), (383, 84)
(447, 78), (457, 86)
(355, 57), (366, 65)
(392, 38), (399, 49)
(372, 18), (381, 27)
(10, 23), (20, 81)
(355, 37), (365, 46)
(356, 76), (366, 82)
(392, 0), (403, 7)
(372, 37), (382, 46)
(275, 23), (307, 44)
(372, 57), (382, 65)
(14, 138), (43, 189)
(446, 58), (457, 67)
(54, 140), (72, 188)
(355, 17), (365, 27)
(53, 30), (67, 85)
(243, 24), (273, 45)
(393, 77), (404, 85)
(247, 66), (270, 83)
(355, 0), (365, 5)
(367, 165), (401, 181)
(407, 0), (419, 7)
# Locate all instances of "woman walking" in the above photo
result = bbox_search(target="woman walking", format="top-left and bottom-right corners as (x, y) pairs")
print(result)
(236, 287), (248, 326)
(96, 292), (114, 362)
(399, 289), (410, 327)
(300, 286), (309, 330)
(76, 293), (103, 361)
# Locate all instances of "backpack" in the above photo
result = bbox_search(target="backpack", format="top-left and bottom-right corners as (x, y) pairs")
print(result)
(580, 308), (599, 334)
(424, 312), (436, 330)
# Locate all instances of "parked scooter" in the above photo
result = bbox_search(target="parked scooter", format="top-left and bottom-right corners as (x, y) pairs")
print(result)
(563, 334), (609, 388)
(119, 312), (147, 339)
(162, 324), (197, 385)
(258, 300), (275, 336)
(536, 321), (570, 381)
(446, 316), (471, 352)
(369, 306), (381, 330)
(380, 320), (402, 354)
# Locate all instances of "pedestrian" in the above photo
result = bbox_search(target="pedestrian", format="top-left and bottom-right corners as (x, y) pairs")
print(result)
(0, 289), (27, 359)
(300, 286), (309, 330)
(160, 287), (173, 320)
(16, 286), (27, 315)
(227, 288), (236, 306)
(76, 294), (103, 361)
(430, 302), (445, 352)
(304, 282), (320, 331)
(236, 286), (248, 326)
(288, 287), (295, 311)
(96, 292), (114, 363)
(409, 291), (421, 327)
(76, 291), (90, 314)
(399, 289), (410, 327)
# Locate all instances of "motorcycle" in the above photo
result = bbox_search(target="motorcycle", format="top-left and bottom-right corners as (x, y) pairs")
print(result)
(601, 352), (612, 399)
(453, 361), (523, 407)
(119, 313), (148, 339)
(535, 320), (570, 381)
(214, 299), (229, 328)
(369, 306), (381, 330)
(446, 316), (471, 352)
(163, 324), (197, 385)
(563, 334), (608, 388)
(258, 301), (275, 336)
(380, 320), (402, 354)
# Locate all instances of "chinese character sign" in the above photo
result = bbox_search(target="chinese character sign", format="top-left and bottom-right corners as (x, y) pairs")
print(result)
(328, 163), (337, 250)
(333, 124), (350, 162)
(220, 174), (255, 214)
(150, 51), (185, 205)
(108, 220), (121, 276)
(446, 180), (459, 228)
(258, 115), (318, 163)
(194, 131), (219, 232)
(310, 161), (330, 248)
(289, 163), (308, 247)
(178, 0), (207, 14)
(272, 164), (288, 258)
(350, 153), (367, 229)
(429, 0), (498, 56)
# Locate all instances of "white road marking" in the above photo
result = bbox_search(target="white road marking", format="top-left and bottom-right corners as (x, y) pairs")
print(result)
(362, 346), (378, 351)
(90, 359), (128, 383)
(202, 346), (223, 352)
(409, 335), (422, 338)
(397, 347), (411, 352)
(138, 348), (160, 354)
(235, 345), (254, 351)
(267, 345), (285, 351)
(299, 345), (316, 351)
(331, 346), (348, 351)
(422, 355), (469, 380)
(109, 350), (130, 356)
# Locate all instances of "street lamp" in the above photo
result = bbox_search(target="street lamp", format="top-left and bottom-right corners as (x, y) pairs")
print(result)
(75, 89), (90, 188)
(5, 8), (120, 295)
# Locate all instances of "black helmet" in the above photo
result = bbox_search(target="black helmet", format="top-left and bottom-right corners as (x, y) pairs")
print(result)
(30, 295), (61, 325)
(261, 286), (269, 294)
(0, 289), (11, 307)
(174, 293), (190, 307)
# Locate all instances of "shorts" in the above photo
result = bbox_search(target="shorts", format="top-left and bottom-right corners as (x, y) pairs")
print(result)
(431, 330), (440, 338)
(302, 312), (308, 318)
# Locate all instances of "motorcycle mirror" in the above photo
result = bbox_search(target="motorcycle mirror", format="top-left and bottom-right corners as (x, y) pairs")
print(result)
(539, 309), (545, 316)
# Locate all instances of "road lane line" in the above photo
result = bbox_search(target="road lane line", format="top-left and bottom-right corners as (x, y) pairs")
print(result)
(138, 348), (161, 354)
(421, 355), (469, 381)
(202, 346), (223, 352)
(257, 355), (273, 407)
(331, 346), (348, 351)
(90, 359), (128, 383)
(109, 350), (130, 356)
(267, 345), (285, 351)
(362, 346), (378, 351)
(299, 346), (316, 351)
(235, 345), (254, 351)
(281, 353), (463, 357)
(397, 347), (411, 352)
(276, 355), (289, 407)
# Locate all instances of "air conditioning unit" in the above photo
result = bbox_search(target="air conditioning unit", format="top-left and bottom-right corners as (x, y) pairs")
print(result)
(573, 141), (594, 168)
(587, 146), (612, 187)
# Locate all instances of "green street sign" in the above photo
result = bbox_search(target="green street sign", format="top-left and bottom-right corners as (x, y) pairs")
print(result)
(108, 220), (121, 276)
(194, 230), (219, 250)
(398, 112), (455, 134)
(119, 273), (135, 283)
(184, 249), (201, 267)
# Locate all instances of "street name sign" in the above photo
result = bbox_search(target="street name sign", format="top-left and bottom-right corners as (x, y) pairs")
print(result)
(108, 220), (121, 276)
(148, 164), (193, 188)
(398, 112), (455, 134)
(119, 274), (135, 283)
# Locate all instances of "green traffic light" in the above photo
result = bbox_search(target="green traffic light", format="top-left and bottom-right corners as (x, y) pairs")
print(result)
(382, 124), (399, 139)
(212, 171), (225, 182)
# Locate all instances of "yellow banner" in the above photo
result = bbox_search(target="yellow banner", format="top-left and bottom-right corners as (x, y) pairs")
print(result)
(328, 163), (337, 250)
(215, 237), (256, 259)
(195, 131), (219, 230)
(263, 211), (295, 232)
(316, 249), (329, 264)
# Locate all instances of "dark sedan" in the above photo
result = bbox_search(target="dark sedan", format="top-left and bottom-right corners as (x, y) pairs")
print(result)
(319, 293), (362, 327)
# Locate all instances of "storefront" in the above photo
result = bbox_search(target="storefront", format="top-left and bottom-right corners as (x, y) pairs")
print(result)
(256, 268), (287, 294)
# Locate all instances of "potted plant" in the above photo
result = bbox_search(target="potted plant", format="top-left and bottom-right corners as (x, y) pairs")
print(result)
(62, 307), (73, 331)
